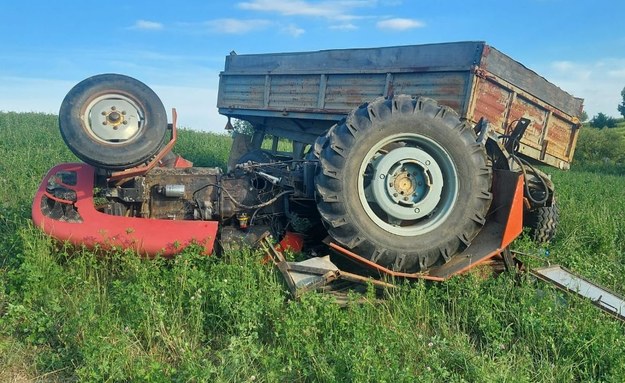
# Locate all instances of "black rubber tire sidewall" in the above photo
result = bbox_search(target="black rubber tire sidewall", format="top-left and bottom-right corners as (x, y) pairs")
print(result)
(315, 96), (492, 272)
(525, 202), (559, 244)
(59, 74), (168, 170)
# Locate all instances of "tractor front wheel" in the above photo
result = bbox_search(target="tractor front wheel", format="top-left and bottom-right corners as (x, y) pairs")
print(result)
(59, 74), (168, 170)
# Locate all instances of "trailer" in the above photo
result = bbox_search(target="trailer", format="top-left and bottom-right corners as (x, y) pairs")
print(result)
(33, 41), (583, 279)
(218, 41), (583, 169)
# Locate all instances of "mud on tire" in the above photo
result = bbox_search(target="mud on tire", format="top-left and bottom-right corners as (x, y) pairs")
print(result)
(315, 96), (492, 272)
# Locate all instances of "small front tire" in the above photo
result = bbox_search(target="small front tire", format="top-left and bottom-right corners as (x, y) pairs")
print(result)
(59, 74), (168, 170)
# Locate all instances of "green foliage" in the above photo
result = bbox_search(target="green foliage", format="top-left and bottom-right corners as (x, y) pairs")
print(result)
(618, 86), (625, 118)
(229, 118), (254, 136)
(574, 128), (625, 165)
(174, 129), (232, 169)
(2, 112), (625, 381)
(589, 112), (618, 129)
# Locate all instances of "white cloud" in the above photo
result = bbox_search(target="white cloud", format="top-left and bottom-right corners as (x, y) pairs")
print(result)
(539, 58), (625, 118)
(376, 18), (425, 31)
(607, 68), (625, 78)
(130, 20), (164, 31)
(204, 18), (271, 34)
(329, 23), (358, 30)
(282, 24), (306, 37)
(549, 60), (592, 81)
(237, 0), (374, 20)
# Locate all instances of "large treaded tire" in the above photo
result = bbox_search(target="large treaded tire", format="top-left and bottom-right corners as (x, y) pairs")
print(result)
(524, 202), (559, 244)
(59, 74), (168, 170)
(315, 96), (492, 272)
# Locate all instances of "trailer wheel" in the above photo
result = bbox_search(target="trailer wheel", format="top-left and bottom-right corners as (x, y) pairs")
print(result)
(59, 74), (168, 170)
(315, 96), (492, 272)
(525, 203), (559, 243)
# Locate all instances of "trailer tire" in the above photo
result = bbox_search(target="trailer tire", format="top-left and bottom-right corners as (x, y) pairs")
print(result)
(59, 74), (168, 170)
(525, 203), (559, 243)
(315, 96), (492, 272)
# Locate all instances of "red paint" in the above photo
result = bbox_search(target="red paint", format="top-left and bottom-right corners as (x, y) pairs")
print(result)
(500, 173), (525, 249)
(276, 231), (304, 253)
(327, 242), (446, 281)
(172, 155), (193, 169)
(32, 163), (218, 256)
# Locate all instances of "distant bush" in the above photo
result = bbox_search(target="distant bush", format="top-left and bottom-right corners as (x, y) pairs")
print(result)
(589, 113), (618, 129)
(574, 126), (625, 166)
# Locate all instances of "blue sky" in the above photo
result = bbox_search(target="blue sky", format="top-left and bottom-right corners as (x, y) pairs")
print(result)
(2, 0), (624, 131)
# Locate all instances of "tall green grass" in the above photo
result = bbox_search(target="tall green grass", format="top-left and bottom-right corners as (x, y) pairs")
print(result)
(1, 112), (625, 381)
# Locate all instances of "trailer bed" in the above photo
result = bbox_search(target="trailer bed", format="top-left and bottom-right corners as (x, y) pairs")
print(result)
(218, 41), (583, 169)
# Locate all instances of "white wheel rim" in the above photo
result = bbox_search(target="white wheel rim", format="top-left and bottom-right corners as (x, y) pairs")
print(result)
(358, 133), (459, 236)
(82, 94), (144, 144)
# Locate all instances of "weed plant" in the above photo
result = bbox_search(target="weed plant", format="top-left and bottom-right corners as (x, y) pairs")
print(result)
(1, 113), (625, 381)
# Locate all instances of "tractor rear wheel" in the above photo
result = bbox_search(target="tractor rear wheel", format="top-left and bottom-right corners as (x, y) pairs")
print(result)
(59, 74), (168, 170)
(315, 96), (492, 272)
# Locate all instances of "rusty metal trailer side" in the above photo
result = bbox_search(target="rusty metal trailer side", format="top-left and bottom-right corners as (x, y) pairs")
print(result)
(468, 46), (583, 169)
(217, 41), (583, 168)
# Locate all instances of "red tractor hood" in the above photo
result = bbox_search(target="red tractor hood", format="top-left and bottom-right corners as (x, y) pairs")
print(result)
(32, 163), (219, 256)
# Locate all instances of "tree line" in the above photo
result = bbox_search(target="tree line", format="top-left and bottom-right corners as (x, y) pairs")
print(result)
(588, 86), (625, 128)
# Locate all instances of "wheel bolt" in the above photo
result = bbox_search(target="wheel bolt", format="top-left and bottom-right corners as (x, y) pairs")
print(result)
(393, 193), (398, 197)
(379, 174), (385, 179)
(425, 160), (431, 166)
(414, 208), (420, 213)
(111, 106), (117, 111)
(403, 197), (409, 201)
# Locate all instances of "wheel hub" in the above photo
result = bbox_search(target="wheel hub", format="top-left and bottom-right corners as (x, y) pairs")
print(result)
(370, 146), (444, 221)
(105, 110), (123, 125)
(389, 165), (426, 205)
(83, 95), (143, 143)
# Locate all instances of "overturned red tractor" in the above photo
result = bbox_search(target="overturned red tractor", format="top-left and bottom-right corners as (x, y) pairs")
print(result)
(33, 42), (582, 279)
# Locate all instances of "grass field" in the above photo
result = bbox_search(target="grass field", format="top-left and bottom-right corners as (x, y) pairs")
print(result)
(1, 112), (625, 382)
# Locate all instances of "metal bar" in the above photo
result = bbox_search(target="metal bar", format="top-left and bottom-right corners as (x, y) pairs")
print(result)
(317, 74), (327, 108)
(338, 271), (396, 289)
(109, 108), (178, 182)
(263, 75), (270, 108)
(293, 271), (339, 298)
(259, 236), (298, 295)
(540, 110), (552, 156)
(531, 265), (625, 321)
(287, 263), (338, 276)
(383, 73), (393, 97)
(219, 65), (478, 76)
(327, 241), (446, 281)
